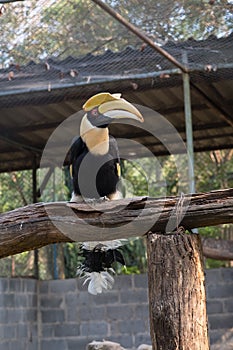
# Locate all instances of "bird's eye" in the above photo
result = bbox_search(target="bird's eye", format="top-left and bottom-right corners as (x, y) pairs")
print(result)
(91, 108), (99, 117)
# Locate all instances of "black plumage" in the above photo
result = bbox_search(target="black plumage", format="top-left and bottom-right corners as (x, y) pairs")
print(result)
(70, 134), (120, 199)
(80, 247), (125, 273)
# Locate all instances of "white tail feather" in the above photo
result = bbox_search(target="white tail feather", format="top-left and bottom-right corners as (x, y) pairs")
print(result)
(83, 271), (115, 295)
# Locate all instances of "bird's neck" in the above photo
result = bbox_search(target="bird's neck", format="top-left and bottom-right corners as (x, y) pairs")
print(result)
(80, 115), (109, 155)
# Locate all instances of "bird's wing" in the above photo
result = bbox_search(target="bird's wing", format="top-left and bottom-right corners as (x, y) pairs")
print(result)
(69, 136), (85, 177)
(109, 136), (120, 161)
(109, 136), (121, 177)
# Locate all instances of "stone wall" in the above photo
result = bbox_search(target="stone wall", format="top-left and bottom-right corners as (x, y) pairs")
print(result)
(0, 268), (232, 350)
(0, 278), (37, 350)
(206, 268), (233, 350)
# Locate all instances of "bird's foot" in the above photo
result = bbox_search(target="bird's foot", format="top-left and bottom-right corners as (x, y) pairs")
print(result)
(67, 194), (110, 209)
(107, 190), (122, 200)
(83, 196), (109, 204)
(69, 193), (84, 203)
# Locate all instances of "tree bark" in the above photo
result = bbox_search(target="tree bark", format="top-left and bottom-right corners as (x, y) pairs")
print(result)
(147, 231), (210, 350)
(0, 188), (232, 258)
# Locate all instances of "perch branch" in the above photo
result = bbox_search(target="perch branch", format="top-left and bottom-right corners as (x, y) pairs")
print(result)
(0, 188), (232, 259)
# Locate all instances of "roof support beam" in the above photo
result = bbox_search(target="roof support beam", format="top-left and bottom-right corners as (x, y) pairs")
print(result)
(0, 133), (42, 154)
(191, 82), (233, 128)
(0, 0), (24, 3)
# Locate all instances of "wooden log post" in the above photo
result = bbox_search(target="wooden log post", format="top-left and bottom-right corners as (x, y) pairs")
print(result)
(147, 231), (210, 350)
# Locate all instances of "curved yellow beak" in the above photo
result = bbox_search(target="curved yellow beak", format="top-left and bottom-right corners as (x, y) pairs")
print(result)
(83, 92), (144, 123)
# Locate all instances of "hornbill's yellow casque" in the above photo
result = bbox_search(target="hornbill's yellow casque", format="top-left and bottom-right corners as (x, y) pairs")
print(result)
(69, 92), (143, 294)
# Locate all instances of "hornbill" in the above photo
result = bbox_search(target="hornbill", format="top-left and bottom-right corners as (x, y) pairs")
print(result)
(69, 92), (143, 294)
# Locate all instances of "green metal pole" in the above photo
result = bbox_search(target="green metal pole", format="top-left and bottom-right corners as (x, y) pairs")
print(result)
(52, 169), (58, 280)
(182, 53), (195, 194)
(32, 157), (39, 279)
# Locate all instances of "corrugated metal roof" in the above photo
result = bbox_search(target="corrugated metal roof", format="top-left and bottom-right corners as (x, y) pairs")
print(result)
(0, 34), (232, 173)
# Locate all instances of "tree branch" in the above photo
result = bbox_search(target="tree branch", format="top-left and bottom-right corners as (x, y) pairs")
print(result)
(0, 188), (232, 259)
(202, 237), (233, 260)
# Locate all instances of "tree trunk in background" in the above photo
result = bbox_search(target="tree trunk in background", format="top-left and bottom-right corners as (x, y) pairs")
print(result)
(147, 231), (210, 350)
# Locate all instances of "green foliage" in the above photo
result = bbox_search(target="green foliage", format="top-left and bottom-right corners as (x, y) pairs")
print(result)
(0, 0), (232, 65)
(0, 168), (71, 278)
(38, 167), (70, 202)
(63, 243), (82, 278)
(205, 258), (229, 269)
(121, 238), (147, 274)
(195, 151), (233, 192)
(121, 154), (189, 198)
(195, 150), (233, 268)
(119, 151), (233, 271)
(0, 171), (34, 212)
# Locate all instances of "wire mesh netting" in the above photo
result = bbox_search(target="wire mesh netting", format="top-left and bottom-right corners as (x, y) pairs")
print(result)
(0, 0), (233, 277)
(0, 168), (70, 278)
(1, 0), (233, 64)
(0, 0), (233, 90)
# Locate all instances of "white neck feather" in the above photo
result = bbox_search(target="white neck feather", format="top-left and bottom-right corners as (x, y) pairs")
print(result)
(80, 115), (109, 155)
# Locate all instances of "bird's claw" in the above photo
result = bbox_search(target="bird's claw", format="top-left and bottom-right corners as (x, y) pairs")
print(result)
(83, 196), (109, 204)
